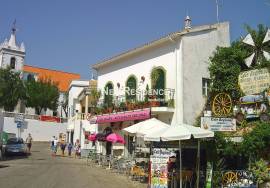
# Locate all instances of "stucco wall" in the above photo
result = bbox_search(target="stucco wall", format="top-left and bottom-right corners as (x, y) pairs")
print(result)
(3, 117), (67, 141)
(97, 41), (177, 101)
(68, 81), (89, 118)
(182, 22), (230, 125)
(0, 52), (24, 72)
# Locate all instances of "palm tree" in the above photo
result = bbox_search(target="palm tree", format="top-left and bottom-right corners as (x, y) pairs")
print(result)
(242, 24), (270, 67)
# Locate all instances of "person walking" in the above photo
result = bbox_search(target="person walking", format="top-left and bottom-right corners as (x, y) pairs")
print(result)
(25, 133), (33, 154)
(67, 142), (73, 157)
(60, 139), (66, 156)
(75, 144), (81, 158)
(51, 136), (56, 156)
(53, 137), (58, 156)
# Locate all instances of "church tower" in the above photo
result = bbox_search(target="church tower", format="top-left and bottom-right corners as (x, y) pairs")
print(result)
(0, 22), (25, 72)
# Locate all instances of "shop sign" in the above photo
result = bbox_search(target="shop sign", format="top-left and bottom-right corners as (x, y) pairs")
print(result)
(238, 68), (270, 95)
(150, 148), (176, 188)
(201, 117), (236, 132)
(95, 108), (150, 124)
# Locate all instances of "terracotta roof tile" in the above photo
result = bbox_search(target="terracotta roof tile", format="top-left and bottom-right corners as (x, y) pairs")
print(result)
(23, 65), (80, 92)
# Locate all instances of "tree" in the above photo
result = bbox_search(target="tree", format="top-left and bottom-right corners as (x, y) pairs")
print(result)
(209, 42), (247, 100)
(90, 89), (101, 109)
(25, 78), (59, 115)
(0, 67), (26, 111)
(241, 122), (270, 160)
(61, 92), (68, 117)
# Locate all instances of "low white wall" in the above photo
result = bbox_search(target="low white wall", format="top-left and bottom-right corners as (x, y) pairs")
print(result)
(3, 117), (67, 141)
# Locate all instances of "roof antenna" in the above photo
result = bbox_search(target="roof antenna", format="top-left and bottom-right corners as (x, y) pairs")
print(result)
(215, 0), (222, 23)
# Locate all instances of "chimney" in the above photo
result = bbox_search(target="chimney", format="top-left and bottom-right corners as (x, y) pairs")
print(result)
(184, 15), (192, 30)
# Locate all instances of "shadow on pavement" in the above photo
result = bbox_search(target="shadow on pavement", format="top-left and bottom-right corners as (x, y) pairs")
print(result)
(0, 164), (9, 168)
(2, 153), (29, 161)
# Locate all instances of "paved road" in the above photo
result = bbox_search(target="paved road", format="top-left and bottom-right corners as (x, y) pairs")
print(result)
(0, 142), (142, 188)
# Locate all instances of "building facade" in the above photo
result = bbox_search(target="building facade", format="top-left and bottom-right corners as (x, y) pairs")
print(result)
(89, 20), (230, 156)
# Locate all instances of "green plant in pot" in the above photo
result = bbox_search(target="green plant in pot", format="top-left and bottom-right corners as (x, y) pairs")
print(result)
(119, 102), (126, 111)
(251, 159), (270, 188)
(168, 99), (175, 108)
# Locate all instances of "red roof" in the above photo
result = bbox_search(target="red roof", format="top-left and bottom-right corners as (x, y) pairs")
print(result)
(23, 65), (80, 92)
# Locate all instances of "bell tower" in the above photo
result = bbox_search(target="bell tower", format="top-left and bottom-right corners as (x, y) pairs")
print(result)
(0, 21), (25, 72)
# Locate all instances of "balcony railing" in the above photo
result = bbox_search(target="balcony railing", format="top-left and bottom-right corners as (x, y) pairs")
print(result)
(2, 111), (68, 123)
(89, 89), (175, 115)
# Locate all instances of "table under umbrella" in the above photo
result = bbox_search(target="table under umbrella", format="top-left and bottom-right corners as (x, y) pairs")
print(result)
(144, 124), (214, 188)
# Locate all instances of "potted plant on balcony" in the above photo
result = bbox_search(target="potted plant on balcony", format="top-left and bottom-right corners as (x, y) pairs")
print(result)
(168, 99), (175, 108)
(150, 69), (161, 107)
(119, 102), (126, 111)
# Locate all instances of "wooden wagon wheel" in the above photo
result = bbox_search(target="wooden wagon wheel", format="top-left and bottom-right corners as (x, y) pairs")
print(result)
(212, 93), (232, 116)
(222, 171), (238, 186)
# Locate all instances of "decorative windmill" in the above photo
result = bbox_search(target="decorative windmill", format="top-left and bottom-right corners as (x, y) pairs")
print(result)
(243, 28), (270, 67)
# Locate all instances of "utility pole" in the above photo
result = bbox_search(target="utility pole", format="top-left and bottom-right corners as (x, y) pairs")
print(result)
(215, 0), (220, 23)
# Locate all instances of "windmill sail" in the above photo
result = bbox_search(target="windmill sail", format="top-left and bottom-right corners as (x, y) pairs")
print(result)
(263, 29), (270, 43)
(243, 33), (255, 46)
(245, 53), (255, 67)
(263, 51), (270, 60)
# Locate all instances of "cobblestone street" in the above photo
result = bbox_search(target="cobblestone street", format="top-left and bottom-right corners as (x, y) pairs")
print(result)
(0, 142), (144, 188)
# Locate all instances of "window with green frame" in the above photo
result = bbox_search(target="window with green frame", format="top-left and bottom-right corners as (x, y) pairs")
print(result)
(104, 82), (113, 107)
(151, 68), (165, 100)
(126, 76), (137, 102)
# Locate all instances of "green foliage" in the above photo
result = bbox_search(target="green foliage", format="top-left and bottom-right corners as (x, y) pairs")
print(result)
(90, 89), (101, 108)
(151, 67), (160, 88)
(144, 84), (150, 102)
(209, 44), (246, 100)
(167, 99), (174, 108)
(104, 83), (113, 108)
(25, 78), (59, 115)
(241, 122), (270, 160)
(251, 159), (270, 184)
(0, 67), (26, 111)
(61, 92), (68, 117)
(212, 158), (226, 188)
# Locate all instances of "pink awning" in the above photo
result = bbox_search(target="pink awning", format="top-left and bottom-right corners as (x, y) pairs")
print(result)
(94, 108), (150, 124)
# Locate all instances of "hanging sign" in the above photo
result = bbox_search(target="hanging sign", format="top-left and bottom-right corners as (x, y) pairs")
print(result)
(201, 117), (236, 131)
(238, 68), (270, 95)
(95, 108), (150, 123)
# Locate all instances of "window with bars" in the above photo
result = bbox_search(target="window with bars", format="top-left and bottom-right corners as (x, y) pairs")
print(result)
(202, 78), (211, 96)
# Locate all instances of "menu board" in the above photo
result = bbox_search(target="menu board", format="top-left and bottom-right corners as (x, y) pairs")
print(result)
(150, 148), (176, 188)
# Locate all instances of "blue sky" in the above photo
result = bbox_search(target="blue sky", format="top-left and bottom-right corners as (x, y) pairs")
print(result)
(0, 0), (269, 79)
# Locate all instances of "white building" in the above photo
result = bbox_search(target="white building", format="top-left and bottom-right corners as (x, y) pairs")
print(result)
(0, 27), (25, 73)
(67, 80), (94, 145)
(90, 19), (230, 156)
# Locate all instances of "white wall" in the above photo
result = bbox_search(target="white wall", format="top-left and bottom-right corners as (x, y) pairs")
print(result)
(3, 117), (67, 141)
(97, 41), (177, 101)
(0, 52), (24, 72)
(68, 81), (89, 118)
(182, 22), (230, 124)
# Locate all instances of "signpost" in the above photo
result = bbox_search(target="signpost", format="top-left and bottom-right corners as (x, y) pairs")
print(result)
(14, 114), (24, 138)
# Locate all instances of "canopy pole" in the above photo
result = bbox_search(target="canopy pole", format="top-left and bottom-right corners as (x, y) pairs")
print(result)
(179, 140), (182, 188)
(196, 140), (201, 188)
